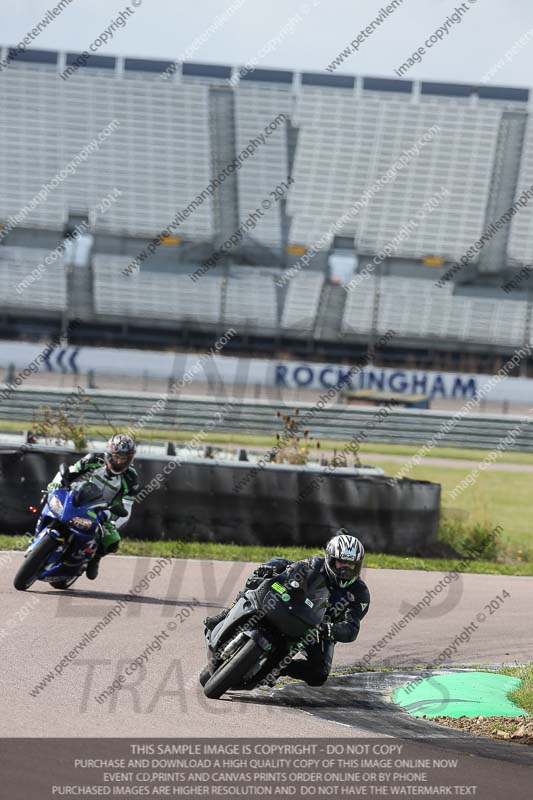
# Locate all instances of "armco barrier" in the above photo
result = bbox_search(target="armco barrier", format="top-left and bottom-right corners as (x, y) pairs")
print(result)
(0, 447), (440, 555)
(1, 387), (533, 451)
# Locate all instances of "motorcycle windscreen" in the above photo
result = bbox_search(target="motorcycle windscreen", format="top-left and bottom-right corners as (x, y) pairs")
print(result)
(72, 482), (104, 507)
(255, 567), (329, 639)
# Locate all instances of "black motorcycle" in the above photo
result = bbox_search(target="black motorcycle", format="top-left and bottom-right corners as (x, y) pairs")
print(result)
(201, 561), (330, 699)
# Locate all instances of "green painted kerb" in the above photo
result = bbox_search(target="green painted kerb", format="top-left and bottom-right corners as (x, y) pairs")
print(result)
(392, 672), (527, 718)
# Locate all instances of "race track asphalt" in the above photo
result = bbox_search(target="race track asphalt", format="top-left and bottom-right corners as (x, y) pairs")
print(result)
(1, 554), (532, 747)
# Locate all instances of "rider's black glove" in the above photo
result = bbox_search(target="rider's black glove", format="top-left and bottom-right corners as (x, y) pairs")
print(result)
(255, 564), (275, 579)
(245, 564), (275, 590)
(320, 622), (334, 640)
(308, 622), (334, 645)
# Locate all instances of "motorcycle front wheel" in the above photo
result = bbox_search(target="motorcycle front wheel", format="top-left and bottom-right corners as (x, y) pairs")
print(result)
(13, 533), (57, 591)
(203, 638), (261, 700)
(50, 577), (79, 590)
(199, 665), (213, 687)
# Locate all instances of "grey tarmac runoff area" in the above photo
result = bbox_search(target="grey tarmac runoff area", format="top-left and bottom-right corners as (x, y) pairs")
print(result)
(1, 554), (532, 759)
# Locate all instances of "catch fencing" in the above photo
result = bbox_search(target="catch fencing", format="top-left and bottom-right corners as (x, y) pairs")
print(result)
(1, 387), (533, 451)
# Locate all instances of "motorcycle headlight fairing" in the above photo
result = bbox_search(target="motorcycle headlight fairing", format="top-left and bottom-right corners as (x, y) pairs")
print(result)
(49, 496), (64, 516)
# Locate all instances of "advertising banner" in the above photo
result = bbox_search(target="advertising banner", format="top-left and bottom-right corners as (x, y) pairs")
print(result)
(1, 341), (531, 402)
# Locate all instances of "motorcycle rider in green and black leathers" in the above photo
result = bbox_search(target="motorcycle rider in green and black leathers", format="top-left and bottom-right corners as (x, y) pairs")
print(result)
(47, 434), (139, 580)
(204, 531), (370, 687)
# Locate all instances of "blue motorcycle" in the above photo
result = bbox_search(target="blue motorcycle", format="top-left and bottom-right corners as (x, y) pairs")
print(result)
(13, 464), (127, 592)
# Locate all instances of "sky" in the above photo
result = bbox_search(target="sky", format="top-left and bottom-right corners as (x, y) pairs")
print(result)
(2, 0), (533, 88)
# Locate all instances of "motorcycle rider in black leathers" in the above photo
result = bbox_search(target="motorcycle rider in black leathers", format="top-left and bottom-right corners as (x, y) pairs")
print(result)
(204, 530), (370, 687)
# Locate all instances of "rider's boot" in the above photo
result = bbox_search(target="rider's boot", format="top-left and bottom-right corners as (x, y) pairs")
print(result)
(87, 529), (119, 581)
(86, 554), (102, 580)
(204, 609), (228, 631)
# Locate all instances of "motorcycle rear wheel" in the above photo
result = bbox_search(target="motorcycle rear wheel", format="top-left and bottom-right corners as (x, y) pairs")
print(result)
(13, 533), (57, 591)
(203, 638), (260, 700)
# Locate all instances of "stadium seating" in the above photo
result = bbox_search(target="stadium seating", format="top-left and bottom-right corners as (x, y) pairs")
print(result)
(0, 66), (214, 240)
(3, 50), (533, 356)
(280, 271), (324, 331)
(342, 275), (528, 347)
(0, 246), (66, 310)
(290, 88), (502, 260)
(93, 256), (222, 324)
(1, 53), (531, 271)
(508, 114), (533, 263)
(223, 268), (279, 329)
(1, 240), (531, 351)
(94, 259), (280, 330)
(234, 86), (292, 253)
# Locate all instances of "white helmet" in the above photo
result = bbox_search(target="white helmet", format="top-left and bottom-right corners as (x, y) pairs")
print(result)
(325, 530), (365, 587)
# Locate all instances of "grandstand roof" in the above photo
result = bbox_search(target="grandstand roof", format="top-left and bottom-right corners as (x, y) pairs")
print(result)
(2, 45), (529, 101)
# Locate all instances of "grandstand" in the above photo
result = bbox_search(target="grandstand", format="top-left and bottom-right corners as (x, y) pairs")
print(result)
(223, 267), (279, 332)
(1, 47), (533, 374)
(508, 112), (533, 263)
(290, 83), (507, 260)
(281, 272), (324, 332)
(0, 247), (66, 311)
(0, 62), (214, 240)
(93, 255), (223, 325)
(234, 84), (292, 254)
(341, 276), (529, 349)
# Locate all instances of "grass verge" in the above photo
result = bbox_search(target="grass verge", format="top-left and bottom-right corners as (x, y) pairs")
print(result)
(499, 663), (533, 714)
(377, 459), (533, 561)
(1, 535), (533, 575)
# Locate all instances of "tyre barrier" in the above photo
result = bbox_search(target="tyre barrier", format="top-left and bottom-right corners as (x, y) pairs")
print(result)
(0, 447), (441, 555)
